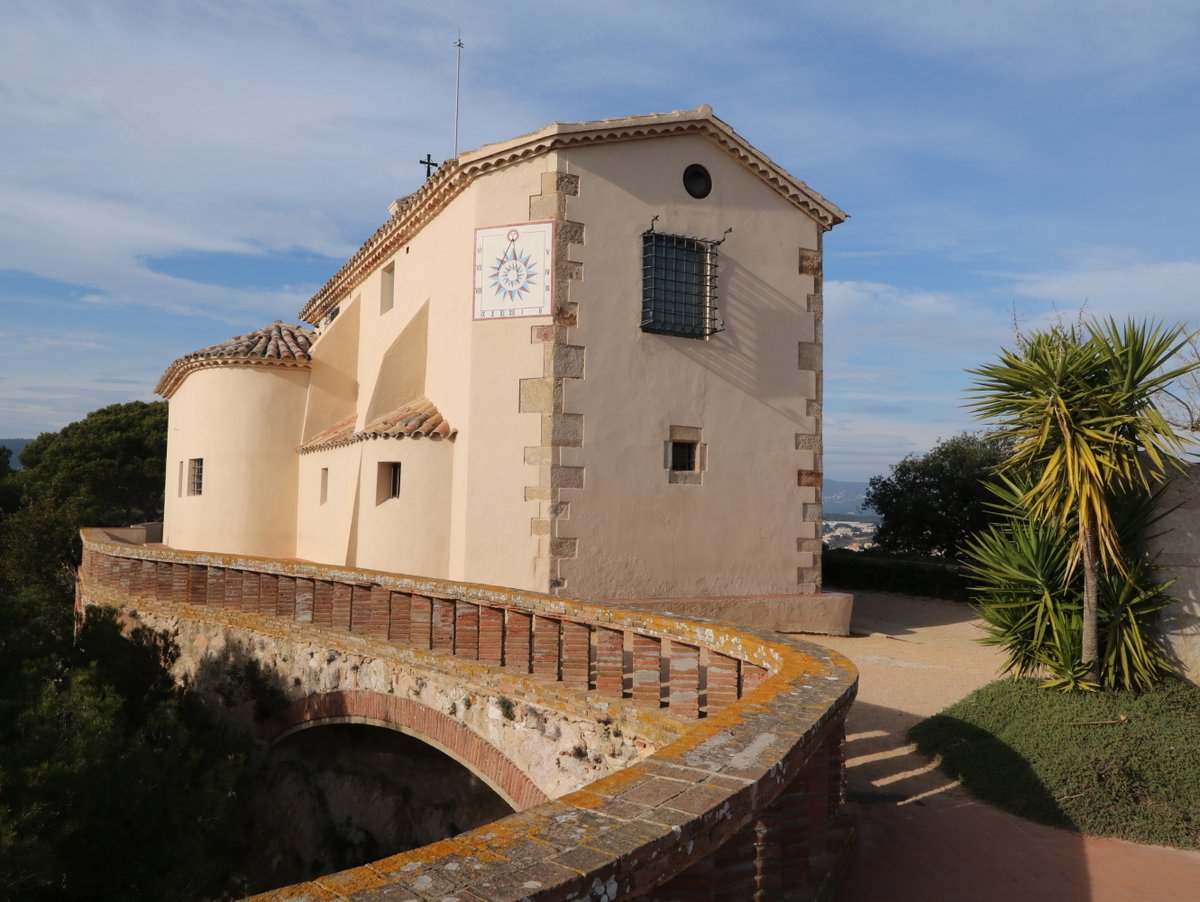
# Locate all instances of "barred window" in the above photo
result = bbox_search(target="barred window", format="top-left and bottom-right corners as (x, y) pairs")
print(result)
(641, 231), (723, 339)
(187, 458), (204, 496)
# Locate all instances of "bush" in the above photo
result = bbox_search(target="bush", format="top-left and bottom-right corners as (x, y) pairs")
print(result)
(822, 548), (970, 601)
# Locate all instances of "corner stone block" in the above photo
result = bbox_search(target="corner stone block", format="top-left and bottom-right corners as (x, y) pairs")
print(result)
(542, 170), (579, 196)
(550, 465), (584, 489)
(546, 343), (585, 379)
(798, 341), (821, 372)
(519, 377), (559, 414)
(550, 536), (578, 559)
(528, 193), (560, 221)
(543, 413), (583, 448)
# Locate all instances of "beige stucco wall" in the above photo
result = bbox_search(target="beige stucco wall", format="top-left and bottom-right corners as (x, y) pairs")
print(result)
(553, 134), (822, 598)
(353, 437), (454, 577)
(291, 159), (549, 588)
(163, 366), (307, 557)
(1147, 462), (1200, 685)
(296, 444), (361, 566)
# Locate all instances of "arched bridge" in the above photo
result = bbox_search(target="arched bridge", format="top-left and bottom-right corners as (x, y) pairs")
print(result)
(79, 528), (857, 901)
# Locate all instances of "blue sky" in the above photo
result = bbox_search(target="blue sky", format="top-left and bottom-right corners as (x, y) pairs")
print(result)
(2, 1), (1198, 480)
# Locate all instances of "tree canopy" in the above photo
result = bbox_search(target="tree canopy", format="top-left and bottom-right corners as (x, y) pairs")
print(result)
(18, 400), (167, 526)
(0, 400), (254, 900)
(864, 432), (1008, 559)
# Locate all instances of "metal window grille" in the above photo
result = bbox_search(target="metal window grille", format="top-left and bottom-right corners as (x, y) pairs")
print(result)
(188, 458), (204, 496)
(670, 441), (697, 472)
(641, 231), (722, 339)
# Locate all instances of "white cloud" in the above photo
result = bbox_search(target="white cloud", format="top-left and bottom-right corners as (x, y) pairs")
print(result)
(820, 0), (1200, 86)
(1011, 261), (1200, 326)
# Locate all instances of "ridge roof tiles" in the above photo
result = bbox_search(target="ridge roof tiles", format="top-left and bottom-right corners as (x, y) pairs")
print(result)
(155, 321), (315, 397)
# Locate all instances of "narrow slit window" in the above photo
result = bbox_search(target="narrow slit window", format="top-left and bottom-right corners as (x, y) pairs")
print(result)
(320, 467), (329, 504)
(381, 263), (395, 314)
(378, 461), (402, 504)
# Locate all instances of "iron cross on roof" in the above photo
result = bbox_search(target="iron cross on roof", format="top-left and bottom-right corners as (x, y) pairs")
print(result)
(419, 154), (439, 179)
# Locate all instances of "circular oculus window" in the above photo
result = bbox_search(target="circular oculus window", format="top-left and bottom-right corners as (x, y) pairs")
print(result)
(683, 163), (712, 199)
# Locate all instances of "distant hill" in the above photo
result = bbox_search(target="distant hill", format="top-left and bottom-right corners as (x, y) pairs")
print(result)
(0, 439), (32, 469)
(823, 478), (875, 518)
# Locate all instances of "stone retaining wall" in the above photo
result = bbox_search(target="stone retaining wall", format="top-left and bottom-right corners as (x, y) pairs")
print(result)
(1148, 462), (1200, 685)
(79, 529), (858, 900)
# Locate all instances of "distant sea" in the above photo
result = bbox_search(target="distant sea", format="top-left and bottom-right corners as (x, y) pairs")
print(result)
(823, 478), (875, 518)
(0, 439), (31, 469)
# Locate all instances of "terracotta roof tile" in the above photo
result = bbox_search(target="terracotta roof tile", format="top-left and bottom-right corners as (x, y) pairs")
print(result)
(299, 105), (847, 325)
(156, 321), (315, 397)
(298, 399), (456, 454)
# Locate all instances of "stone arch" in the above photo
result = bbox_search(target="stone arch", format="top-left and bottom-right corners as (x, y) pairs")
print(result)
(260, 689), (548, 811)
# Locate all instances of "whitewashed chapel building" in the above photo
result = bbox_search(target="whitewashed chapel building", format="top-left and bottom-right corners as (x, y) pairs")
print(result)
(157, 106), (846, 620)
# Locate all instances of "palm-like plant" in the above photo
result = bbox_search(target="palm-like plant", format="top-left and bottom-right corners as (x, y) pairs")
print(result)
(967, 318), (1197, 684)
(965, 473), (1174, 690)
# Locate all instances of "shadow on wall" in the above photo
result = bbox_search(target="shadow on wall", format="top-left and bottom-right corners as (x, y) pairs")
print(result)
(185, 635), (514, 895)
(669, 259), (813, 427)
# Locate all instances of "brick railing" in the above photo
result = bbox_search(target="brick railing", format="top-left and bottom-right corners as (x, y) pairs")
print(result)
(79, 528), (858, 901)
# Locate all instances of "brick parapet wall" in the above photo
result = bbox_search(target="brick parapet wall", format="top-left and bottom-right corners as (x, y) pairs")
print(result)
(79, 529), (858, 901)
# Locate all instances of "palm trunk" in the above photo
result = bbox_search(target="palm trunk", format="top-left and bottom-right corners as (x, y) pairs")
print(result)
(1081, 524), (1100, 684)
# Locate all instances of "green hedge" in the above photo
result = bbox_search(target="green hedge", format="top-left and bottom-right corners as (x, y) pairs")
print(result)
(822, 548), (970, 601)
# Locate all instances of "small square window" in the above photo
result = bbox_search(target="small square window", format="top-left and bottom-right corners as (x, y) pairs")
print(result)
(670, 441), (697, 472)
(641, 231), (723, 339)
(187, 458), (204, 496)
(665, 427), (706, 485)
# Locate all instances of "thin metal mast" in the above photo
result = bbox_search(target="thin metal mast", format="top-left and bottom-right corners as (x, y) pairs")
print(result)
(453, 31), (464, 157)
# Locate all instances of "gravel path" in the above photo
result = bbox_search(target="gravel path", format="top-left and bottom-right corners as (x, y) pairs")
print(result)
(802, 590), (1200, 902)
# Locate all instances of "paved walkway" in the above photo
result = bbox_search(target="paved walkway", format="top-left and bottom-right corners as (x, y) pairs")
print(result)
(804, 591), (1200, 902)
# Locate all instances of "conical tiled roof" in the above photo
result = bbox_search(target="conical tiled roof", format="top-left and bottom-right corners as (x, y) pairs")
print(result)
(156, 321), (315, 397)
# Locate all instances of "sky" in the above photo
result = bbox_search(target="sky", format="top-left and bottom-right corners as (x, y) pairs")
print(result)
(2, 1), (1198, 480)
